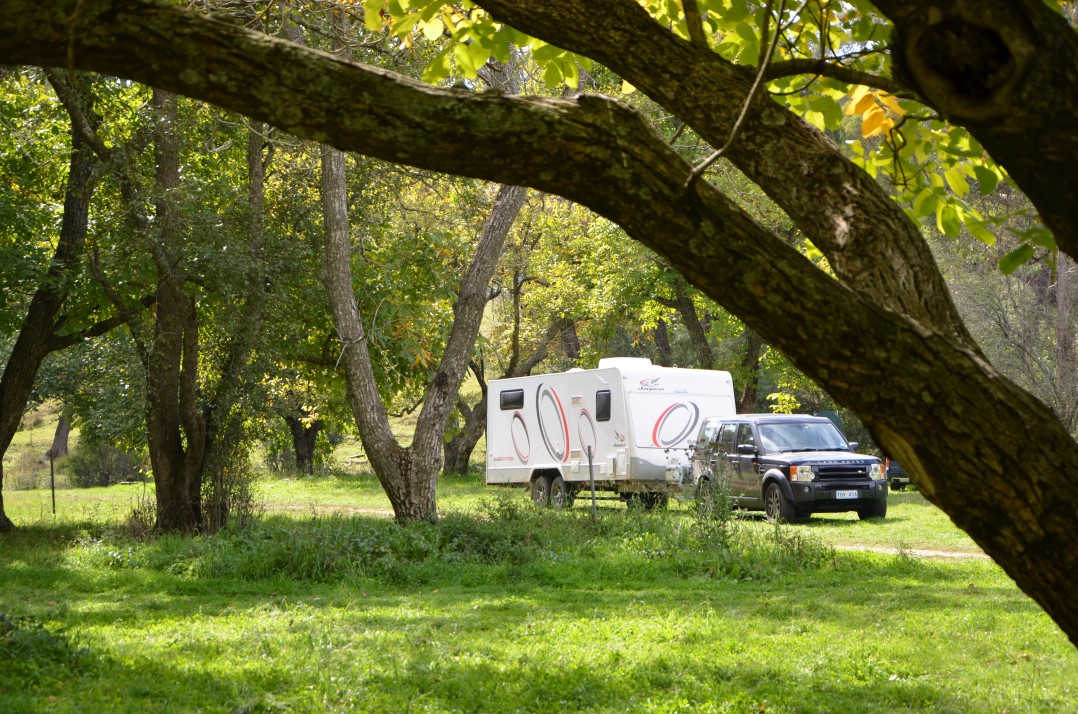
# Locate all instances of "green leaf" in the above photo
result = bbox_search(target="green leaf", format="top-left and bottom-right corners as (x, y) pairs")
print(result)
(559, 57), (581, 90)
(453, 41), (490, 78)
(803, 110), (826, 131)
(999, 245), (1034, 274)
(937, 203), (961, 238)
(422, 46), (452, 84)
(542, 61), (563, 88)
(420, 18), (444, 41)
(912, 189), (937, 219)
(964, 217), (996, 245)
(972, 165), (1000, 195)
(718, 0), (752, 22)
(943, 166), (969, 198)
(1021, 226), (1056, 250)
(734, 21), (757, 44)
(531, 42), (564, 63)
(363, 0), (387, 31)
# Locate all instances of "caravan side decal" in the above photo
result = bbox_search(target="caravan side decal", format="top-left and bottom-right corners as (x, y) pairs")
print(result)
(651, 402), (701, 447)
(511, 411), (531, 463)
(577, 408), (597, 456)
(536, 383), (570, 462)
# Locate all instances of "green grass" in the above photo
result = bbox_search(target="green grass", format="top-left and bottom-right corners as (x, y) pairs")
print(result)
(1, 477), (1075, 713)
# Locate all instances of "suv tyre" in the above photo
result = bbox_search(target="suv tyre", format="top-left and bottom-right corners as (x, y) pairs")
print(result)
(764, 482), (796, 523)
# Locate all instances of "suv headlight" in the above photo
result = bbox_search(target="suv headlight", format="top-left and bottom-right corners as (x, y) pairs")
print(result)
(869, 462), (885, 480)
(790, 464), (815, 482)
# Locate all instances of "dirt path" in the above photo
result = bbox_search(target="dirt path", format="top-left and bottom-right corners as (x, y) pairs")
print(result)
(266, 503), (396, 517)
(834, 544), (989, 560)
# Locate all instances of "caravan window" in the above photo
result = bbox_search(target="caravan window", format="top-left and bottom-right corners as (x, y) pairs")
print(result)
(500, 389), (525, 410)
(595, 390), (611, 421)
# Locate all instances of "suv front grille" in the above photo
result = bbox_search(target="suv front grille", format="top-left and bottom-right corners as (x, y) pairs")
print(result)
(816, 464), (870, 480)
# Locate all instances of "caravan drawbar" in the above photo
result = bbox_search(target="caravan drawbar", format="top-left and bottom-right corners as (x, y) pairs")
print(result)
(485, 358), (736, 506)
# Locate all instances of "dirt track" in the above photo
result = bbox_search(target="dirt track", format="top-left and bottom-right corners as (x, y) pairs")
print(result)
(834, 544), (989, 559)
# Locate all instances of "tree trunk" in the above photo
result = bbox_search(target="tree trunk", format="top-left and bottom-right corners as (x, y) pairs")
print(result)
(737, 329), (765, 413)
(0, 72), (98, 532)
(672, 275), (715, 369)
(322, 144), (527, 521)
(442, 396), (482, 477)
(0, 464), (12, 532)
(653, 319), (672, 366)
(561, 322), (581, 361)
(144, 89), (205, 533)
(46, 408), (71, 460)
(1054, 253), (1078, 430)
(200, 119), (274, 531)
(285, 415), (322, 474)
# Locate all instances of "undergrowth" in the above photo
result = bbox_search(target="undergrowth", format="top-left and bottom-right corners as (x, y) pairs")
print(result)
(65, 490), (834, 588)
(0, 614), (95, 690)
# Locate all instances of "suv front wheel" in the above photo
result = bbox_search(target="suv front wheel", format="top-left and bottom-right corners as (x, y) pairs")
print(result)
(857, 499), (887, 520)
(764, 482), (797, 523)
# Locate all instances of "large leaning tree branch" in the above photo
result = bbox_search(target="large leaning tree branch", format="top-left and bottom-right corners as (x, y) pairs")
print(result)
(2, 0), (1078, 644)
(475, 0), (974, 349)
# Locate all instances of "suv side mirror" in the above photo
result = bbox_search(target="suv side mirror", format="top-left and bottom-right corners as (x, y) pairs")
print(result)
(737, 444), (757, 456)
(848, 441), (860, 450)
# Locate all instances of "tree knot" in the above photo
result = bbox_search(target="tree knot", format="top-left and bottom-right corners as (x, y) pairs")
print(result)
(895, 7), (1035, 124)
(916, 20), (1013, 101)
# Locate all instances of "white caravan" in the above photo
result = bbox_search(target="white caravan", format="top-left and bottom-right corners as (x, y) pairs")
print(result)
(486, 358), (736, 507)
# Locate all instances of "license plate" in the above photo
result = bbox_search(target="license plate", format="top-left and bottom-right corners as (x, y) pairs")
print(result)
(835, 490), (858, 500)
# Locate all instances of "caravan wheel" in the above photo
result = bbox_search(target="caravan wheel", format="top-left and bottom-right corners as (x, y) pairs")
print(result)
(550, 476), (574, 508)
(530, 474), (553, 506)
(640, 492), (669, 510)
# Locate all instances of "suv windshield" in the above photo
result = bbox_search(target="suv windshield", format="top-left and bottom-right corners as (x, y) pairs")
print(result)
(758, 421), (848, 453)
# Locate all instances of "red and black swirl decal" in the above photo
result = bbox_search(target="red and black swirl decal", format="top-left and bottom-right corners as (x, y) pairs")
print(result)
(536, 383), (570, 462)
(651, 402), (701, 447)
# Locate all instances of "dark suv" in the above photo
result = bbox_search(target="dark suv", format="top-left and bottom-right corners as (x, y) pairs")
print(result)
(885, 458), (910, 490)
(692, 414), (888, 522)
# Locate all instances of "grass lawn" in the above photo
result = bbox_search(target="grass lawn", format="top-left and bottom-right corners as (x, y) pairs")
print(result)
(1, 475), (1075, 713)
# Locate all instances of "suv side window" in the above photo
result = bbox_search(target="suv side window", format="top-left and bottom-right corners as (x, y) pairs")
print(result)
(736, 423), (756, 450)
(717, 423), (738, 455)
(698, 419), (720, 447)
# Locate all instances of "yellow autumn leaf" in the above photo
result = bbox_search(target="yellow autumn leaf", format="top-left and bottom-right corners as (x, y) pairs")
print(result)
(861, 106), (892, 138)
(844, 85), (872, 115)
(877, 92), (905, 117)
(852, 92), (877, 115)
(421, 18), (443, 41)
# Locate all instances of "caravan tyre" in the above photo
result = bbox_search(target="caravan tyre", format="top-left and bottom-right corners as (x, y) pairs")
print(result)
(641, 492), (669, 510)
(550, 476), (571, 508)
(530, 474), (552, 507)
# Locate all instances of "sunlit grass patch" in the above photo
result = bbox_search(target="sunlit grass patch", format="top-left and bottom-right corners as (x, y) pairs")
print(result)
(1, 477), (1073, 713)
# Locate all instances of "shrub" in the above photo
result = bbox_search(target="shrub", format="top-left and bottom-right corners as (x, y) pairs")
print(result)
(66, 443), (143, 488)
(5, 451), (47, 490)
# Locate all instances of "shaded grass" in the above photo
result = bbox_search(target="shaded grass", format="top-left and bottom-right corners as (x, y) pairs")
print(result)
(1, 491), (1075, 713)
